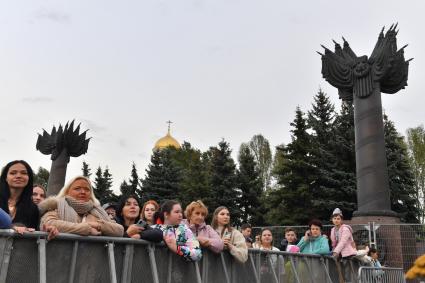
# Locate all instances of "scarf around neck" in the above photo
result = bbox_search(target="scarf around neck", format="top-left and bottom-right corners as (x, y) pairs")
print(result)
(57, 196), (110, 223)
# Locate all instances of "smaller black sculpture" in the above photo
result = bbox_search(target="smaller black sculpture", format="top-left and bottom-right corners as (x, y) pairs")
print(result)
(36, 120), (90, 196)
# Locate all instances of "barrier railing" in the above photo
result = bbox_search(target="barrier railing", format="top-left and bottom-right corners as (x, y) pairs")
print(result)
(358, 266), (406, 283)
(0, 229), (370, 283)
(253, 223), (425, 271)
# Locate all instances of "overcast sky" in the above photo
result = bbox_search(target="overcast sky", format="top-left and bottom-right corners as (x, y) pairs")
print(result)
(0, 0), (424, 194)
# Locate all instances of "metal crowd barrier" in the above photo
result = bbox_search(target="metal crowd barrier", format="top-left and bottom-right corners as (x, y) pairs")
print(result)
(0, 229), (370, 283)
(358, 266), (406, 283)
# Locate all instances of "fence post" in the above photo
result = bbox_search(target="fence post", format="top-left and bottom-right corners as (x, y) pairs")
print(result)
(249, 253), (260, 283)
(194, 261), (203, 283)
(167, 251), (173, 283)
(148, 244), (160, 283)
(289, 256), (301, 283)
(220, 253), (231, 283)
(107, 242), (117, 283)
(0, 237), (13, 283)
(121, 244), (134, 283)
(37, 237), (47, 283)
(68, 241), (79, 283)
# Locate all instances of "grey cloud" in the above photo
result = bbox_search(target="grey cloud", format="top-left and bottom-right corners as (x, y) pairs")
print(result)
(118, 139), (127, 148)
(80, 119), (106, 134)
(32, 7), (70, 23)
(137, 152), (148, 159)
(22, 96), (54, 103)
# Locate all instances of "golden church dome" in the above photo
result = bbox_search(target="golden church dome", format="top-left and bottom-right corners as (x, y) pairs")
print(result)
(153, 121), (181, 151)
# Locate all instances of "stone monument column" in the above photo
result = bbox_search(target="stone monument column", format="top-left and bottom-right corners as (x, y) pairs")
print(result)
(319, 24), (412, 268)
(319, 24), (411, 218)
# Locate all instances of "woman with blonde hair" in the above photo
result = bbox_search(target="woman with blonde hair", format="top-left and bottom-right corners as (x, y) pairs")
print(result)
(182, 200), (223, 253)
(211, 206), (248, 263)
(39, 176), (123, 236)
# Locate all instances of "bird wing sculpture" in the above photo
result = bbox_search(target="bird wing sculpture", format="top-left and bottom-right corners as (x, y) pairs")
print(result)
(369, 24), (411, 94)
(36, 120), (90, 161)
(319, 24), (412, 101)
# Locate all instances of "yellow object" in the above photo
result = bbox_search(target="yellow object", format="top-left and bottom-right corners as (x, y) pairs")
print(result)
(153, 122), (181, 151)
(406, 254), (425, 279)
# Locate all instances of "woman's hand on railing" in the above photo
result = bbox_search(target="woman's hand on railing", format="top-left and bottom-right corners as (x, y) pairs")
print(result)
(42, 224), (59, 241)
(164, 235), (177, 253)
(13, 226), (35, 235)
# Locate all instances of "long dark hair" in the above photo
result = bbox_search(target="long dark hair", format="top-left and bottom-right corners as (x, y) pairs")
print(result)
(0, 160), (37, 226)
(153, 200), (180, 224)
(116, 194), (141, 225)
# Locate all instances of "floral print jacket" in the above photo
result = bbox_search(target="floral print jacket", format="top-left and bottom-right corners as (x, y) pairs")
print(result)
(154, 223), (202, 262)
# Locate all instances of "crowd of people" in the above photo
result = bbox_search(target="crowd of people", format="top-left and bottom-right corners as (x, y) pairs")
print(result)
(0, 159), (382, 267)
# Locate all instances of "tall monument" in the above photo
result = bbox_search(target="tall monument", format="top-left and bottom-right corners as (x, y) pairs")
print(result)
(36, 120), (90, 196)
(319, 24), (412, 217)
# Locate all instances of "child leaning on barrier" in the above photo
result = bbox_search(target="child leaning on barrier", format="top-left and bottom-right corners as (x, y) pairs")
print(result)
(280, 227), (299, 252)
(330, 208), (357, 259)
(152, 200), (202, 262)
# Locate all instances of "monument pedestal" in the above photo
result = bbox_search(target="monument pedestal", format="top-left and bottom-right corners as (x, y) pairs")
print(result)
(348, 215), (416, 272)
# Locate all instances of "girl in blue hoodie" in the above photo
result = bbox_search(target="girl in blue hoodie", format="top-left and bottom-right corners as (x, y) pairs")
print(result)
(297, 219), (330, 255)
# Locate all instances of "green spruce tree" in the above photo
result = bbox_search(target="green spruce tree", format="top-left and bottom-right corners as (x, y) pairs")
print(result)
(237, 144), (264, 225)
(171, 142), (210, 208)
(205, 140), (240, 224)
(141, 148), (182, 203)
(33, 167), (50, 188)
(384, 114), (419, 222)
(329, 103), (357, 218)
(82, 161), (92, 178)
(266, 107), (314, 225)
(93, 166), (116, 204)
(307, 90), (337, 219)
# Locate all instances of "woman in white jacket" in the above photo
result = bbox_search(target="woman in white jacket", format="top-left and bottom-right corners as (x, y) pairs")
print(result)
(211, 206), (248, 263)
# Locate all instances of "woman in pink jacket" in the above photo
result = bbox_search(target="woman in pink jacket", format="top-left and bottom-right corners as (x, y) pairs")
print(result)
(330, 208), (357, 258)
(182, 200), (224, 253)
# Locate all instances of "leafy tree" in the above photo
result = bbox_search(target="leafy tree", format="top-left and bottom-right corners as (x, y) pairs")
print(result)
(248, 135), (273, 190)
(237, 144), (264, 225)
(266, 107), (314, 225)
(33, 167), (50, 189)
(407, 125), (425, 222)
(204, 140), (240, 224)
(141, 148), (182, 204)
(383, 115), (419, 222)
(81, 161), (92, 178)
